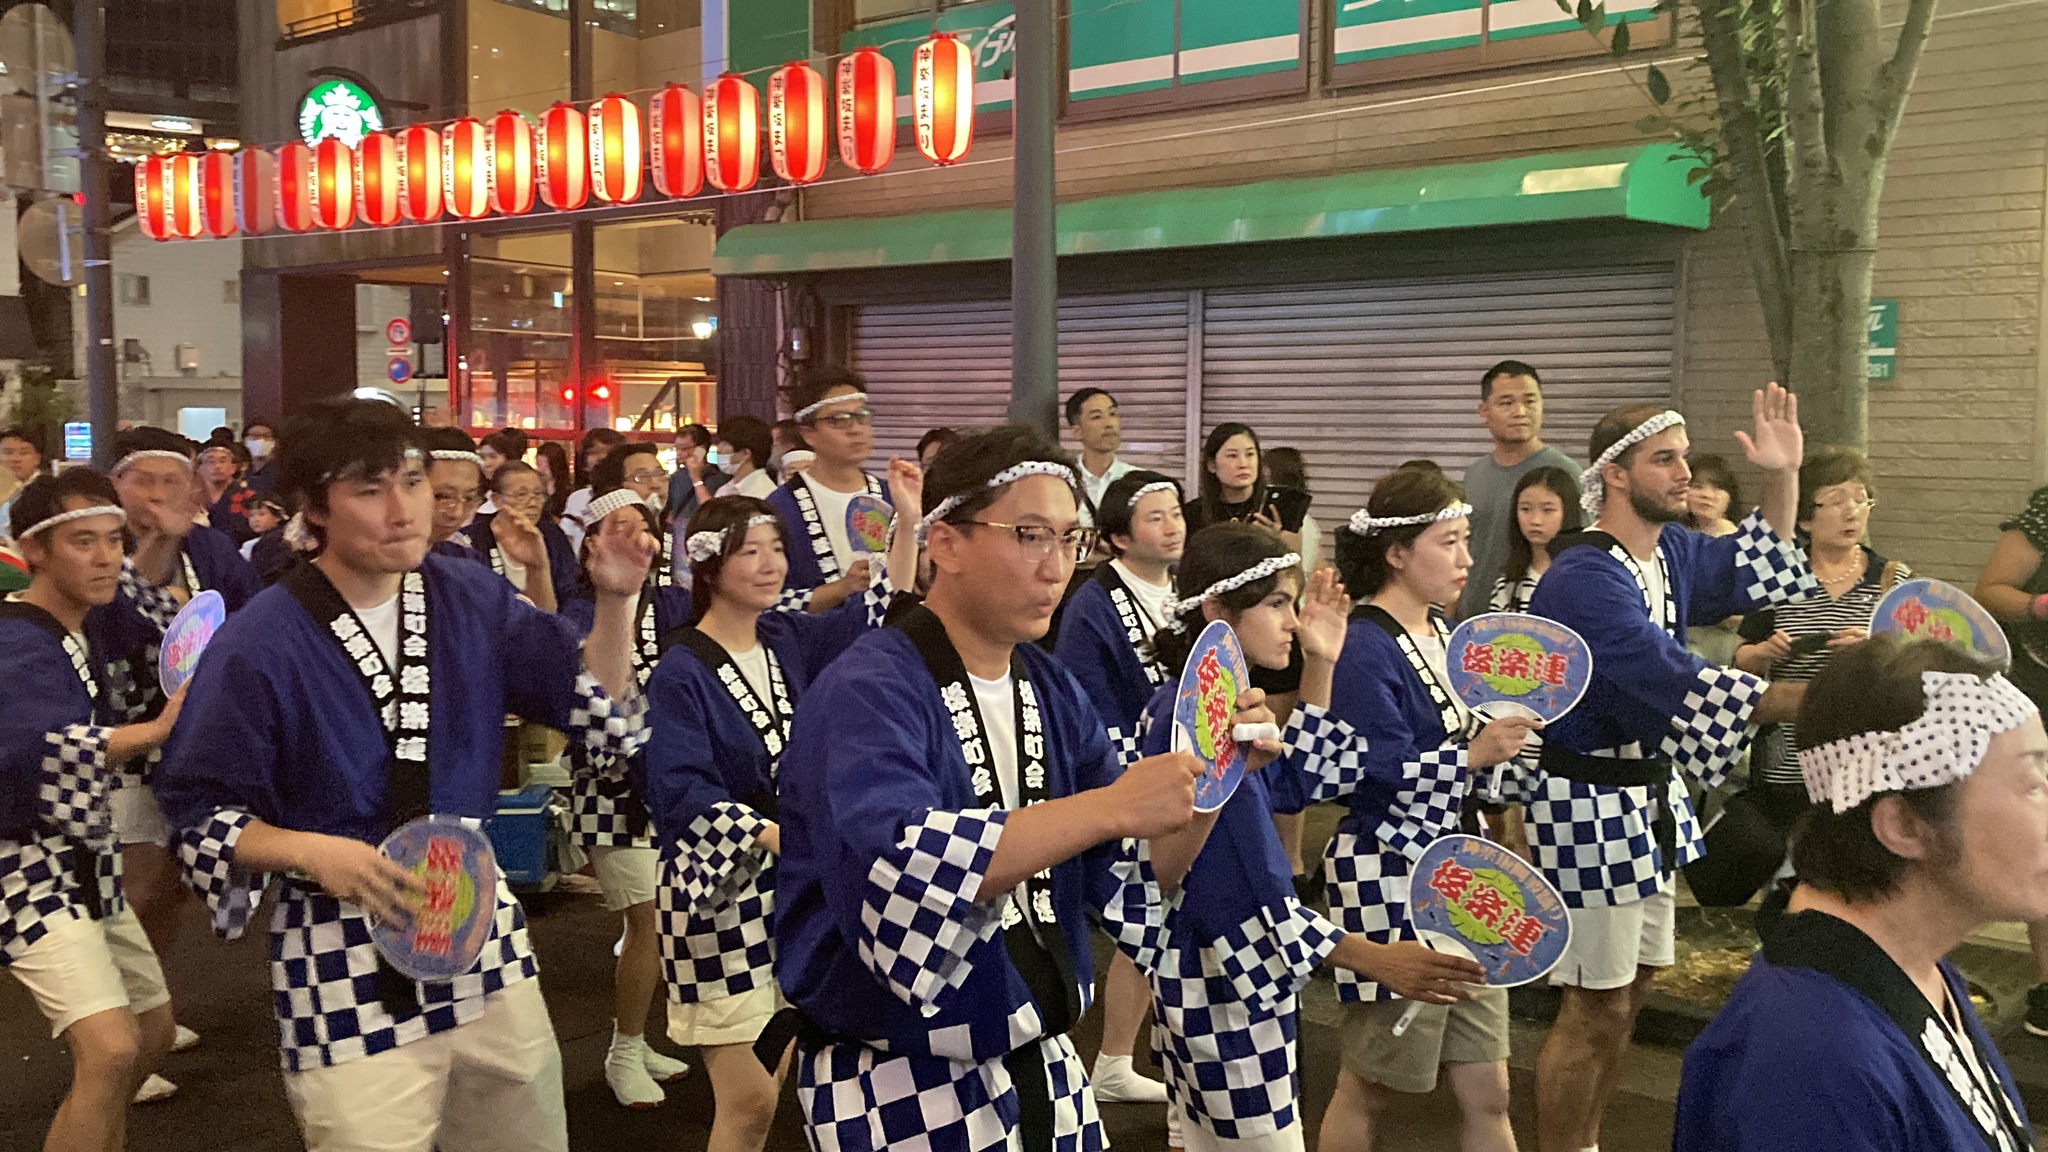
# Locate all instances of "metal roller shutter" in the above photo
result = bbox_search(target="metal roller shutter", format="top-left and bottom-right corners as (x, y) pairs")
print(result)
(852, 293), (1191, 476)
(1199, 266), (1678, 527)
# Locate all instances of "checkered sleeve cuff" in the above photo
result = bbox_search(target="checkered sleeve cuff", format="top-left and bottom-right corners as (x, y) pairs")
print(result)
(1663, 664), (1767, 790)
(1374, 747), (1470, 865)
(118, 559), (184, 631)
(177, 807), (266, 940)
(774, 586), (814, 614)
(1733, 509), (1822, 607)
(1214, 900), (1346, 1013)
(1092, 836), (1176, 974)
(676, 801), (771, 909)
(1105, 726), (1143, 772)
(38, 724), (118, 845)
(1283, 703), (1370, 802)
(858, 807), (1008, 1016)
(863, 557), (898, 629)
(568, 669), (649, 780)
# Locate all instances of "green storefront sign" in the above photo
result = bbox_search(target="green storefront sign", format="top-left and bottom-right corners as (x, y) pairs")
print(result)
(840, 1), (1018, 114)
(1867, 298), (1899, 381)
(1333, 0), (1659, 64)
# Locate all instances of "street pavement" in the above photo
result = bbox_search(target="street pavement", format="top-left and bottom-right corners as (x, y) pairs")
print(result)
(1, 880), (1681, 1152)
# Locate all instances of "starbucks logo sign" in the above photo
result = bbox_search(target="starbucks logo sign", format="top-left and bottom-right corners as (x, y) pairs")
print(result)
(298, 79), (385, 148)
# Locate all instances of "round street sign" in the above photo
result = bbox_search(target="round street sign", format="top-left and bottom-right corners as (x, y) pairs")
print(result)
(387, 357), (415, 385)
(385, 317), (412, 345)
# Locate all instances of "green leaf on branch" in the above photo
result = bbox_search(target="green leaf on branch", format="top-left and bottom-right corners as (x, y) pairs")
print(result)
(1610, 20), (1631, 56)
(1635, 113), (1669, 135)
(1554, 0), (1574, 12)
(1646, 64), (1671, 104)
(1576, 0), (1595, 26)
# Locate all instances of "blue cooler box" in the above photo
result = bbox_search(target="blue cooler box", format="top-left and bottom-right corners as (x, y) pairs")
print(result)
(490, 783), (554, 886)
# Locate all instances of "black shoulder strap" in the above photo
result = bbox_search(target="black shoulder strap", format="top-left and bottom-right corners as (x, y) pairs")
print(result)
(660, 623), (786, 815)
(1348, 602), (1405, 640)
(0, 597), (71, 645)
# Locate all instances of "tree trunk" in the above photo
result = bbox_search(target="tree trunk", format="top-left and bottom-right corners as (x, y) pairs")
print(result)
(1786, 244), (1873, 449)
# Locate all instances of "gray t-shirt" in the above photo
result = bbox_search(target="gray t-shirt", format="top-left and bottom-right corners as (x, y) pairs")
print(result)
(1457, 444), (1581, 620)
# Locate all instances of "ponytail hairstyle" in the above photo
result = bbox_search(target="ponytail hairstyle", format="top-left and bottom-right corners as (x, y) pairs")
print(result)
(1501, 466), (1583, 584)
(1150, 522), (1299, 673)
(1335, 467), (1468, 597)
(683, 495), (791, 624)
(1196, 422), (1267, 526)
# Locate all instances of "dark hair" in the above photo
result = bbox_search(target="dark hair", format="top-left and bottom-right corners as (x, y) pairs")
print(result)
(113, 425), (196, 461)
(719, 416), (773, 473)
(243, 420), (277, 439)
(1097, 470), (1181, 546)
(1503, 466), (1583, 584)
(923, 425), (1076, 537)
(1798, 446), (1874, 522)
(916, 427), (959, 461)
(684, 495), (792, 624)
(590, 440), (662, 499)
(480, 429), (528, 462)
(1587, 403), (1671, 474)
(1197, 423), (1266, 526)
(279, 398), (423, 512)
(576, 427), (627, 486)
(575, 498), (661, 596)
(9, 469), (122, 543)
(1394, 459), (1444, 476)
(1150, 523), (1300, 672)
(675, 422), (714, 449)
(197, 439), (248, 467)
(1265, 446), (1309, 491)
(492, 459), (541, 494)
(1480, 360), (1542, 401)
(1, 424), (46, 463)
(784, 364), (866, 421)
(1064, 388), (1113, 426)
(772, 419), (807, 450)
(536, 441), (572, 520)
(1789, 637), (1993, 902)
(1684, 453), (1743, 529)
(1335, 467), (1468, 596)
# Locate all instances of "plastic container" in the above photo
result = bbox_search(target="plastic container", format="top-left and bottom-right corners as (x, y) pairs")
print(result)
(489, 783), (554, 887)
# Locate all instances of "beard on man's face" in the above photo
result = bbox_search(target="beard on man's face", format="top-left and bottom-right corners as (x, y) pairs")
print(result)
(1628, 481), (1687, 525)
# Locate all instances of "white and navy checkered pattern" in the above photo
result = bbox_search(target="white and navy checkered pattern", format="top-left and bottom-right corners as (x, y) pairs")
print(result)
(1105, 725), (1143, 772)
(796, 1032), (1104, 1152)
(1732, 509), (1823, 606)
(39, 724), (117, 847)
(1091, 837), (1173, 978)
(775, 586), (815, 614)
(118, 559), (185, 632)
(1664, 664), (1765, 791)
(268, 874), (538, 1071)
(1323, 832), (1412, 1003)
(1281, 703), (1370, 801)
(178, 808), (266, 939)
(0, 831), (124, 964)
(858, 807), (1008, 1014)
(660, 801), (777, 1003)
(1372, 748), (1468, 867)
(567, 668), (650, 777)
(567, 775), (652, 849)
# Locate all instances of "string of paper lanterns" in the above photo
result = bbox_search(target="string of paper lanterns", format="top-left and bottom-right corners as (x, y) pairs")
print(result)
(141, 32), (974, 241)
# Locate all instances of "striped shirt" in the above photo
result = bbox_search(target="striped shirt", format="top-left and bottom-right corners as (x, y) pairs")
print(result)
(1739, 546), (1909, 786)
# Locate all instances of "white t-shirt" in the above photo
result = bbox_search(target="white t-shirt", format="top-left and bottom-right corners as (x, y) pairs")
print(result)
(1077, 458), (1136, 528)
(501, 550), (528, 593)
(969, 672), (1020, 809)
(357, 592), (401, 668)
(803, 476), (864, 576)
(730, 642), (773, 705)
(1110, 559), (1176, 635)
(730, 469), (777, 500)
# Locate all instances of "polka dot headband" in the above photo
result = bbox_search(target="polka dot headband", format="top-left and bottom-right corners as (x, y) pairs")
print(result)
(1801, 672), (2038, 813)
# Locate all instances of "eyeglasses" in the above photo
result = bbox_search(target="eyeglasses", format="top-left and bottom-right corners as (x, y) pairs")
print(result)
(627, 468), (670, 484)
(807, 408), (872, 430)
(433, 490), (482, 508)
(960, 521), (1099, 563)
(1815, 495), (1876, 514)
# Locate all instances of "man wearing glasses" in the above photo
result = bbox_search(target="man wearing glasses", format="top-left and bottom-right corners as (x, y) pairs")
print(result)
(766, 366), (888, 614)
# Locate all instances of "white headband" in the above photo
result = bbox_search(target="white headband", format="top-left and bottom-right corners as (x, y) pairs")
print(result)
(1801, 672), (2039, 814)
(111, 449), (193, 477)
(16, 503), (126, 541)
(780, 450), (816, 469)
(1125, 481), (1179, 514)
(429, 450), (486, 468)
(1169, 552), (1302, 618)
(1581, 411), (1685, 519)
(686, 514), (781, 563)
(917, 460), (1080, 544)
(584, 489), (649, 527)
(1347, 502), (1472, 538)
(794, 391), (869, 422)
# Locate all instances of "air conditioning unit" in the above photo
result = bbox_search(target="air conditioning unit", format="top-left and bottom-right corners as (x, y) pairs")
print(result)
(175, 343), (199, 374)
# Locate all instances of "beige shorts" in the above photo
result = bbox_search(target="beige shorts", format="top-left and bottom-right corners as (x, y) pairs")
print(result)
(1339, 988), (1510, 1094)
(667, 984), (782, 1049)
(111, 784), (171, 847)
(1547, 889), (1677, 991)
(587, 845), (658, 911)
(9, 907), (172, 1037)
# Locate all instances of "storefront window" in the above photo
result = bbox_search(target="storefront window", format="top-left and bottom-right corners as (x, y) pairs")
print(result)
(486, 0), (697, 37)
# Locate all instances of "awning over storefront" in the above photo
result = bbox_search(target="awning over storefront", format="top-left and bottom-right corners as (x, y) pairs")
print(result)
(713, 144), (1708, 277)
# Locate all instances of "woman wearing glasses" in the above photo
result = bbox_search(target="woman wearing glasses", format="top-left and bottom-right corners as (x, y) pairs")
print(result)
(1733, 447), (1909, 838)
(766, 366), (888, 615)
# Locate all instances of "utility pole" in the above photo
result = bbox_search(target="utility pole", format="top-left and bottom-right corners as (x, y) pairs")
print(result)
(74, 0), (115, 468)
(1008, 0), (1058, 439)
(567, 0), (598, 433)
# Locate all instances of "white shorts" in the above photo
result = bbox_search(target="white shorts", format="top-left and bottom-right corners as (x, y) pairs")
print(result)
(111, 784), (171, 848)
(284, 978), (566, 1152)
(666, 984), (781, 1049)
(1547, 889), (1677, 991)
(8, 907), (172, 1037)
(587, 845), (658, 911)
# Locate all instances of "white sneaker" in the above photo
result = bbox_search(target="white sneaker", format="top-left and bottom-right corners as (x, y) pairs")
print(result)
(171, 1024), (201, 1053)
(1091, 1054), (1168, 1104)
(642, 1044), (691, 1083)
(132, 1073), (179, 1105)
(605, 1036), (665, 1110)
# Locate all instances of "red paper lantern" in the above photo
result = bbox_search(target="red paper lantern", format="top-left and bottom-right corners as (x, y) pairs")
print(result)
(397, 125), (443, 223)
(768, 63), (828, 186)
(311, 137), (356, 230)
(837, 46), (896, 176)
(914, 33), (974, 166)
(588, 93), (643, 204)
(648, 84), (703, 198)
(167, 154), (204, 239)
(135, 155), (173, 240)
(443, 117), (491, 220)
(538, 102), (589, 211)
(488, 111), (535, 215)
(355, 131), (402, 227)
(704, 73), (760, 194)
(198, 150), (237, 238)
(235, 148), (275, 236)
(276, 142), (316, 232)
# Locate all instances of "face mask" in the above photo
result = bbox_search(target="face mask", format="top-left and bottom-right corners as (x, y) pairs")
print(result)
(246, 438), (273, 456)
